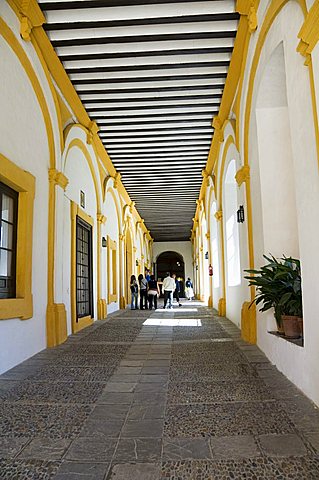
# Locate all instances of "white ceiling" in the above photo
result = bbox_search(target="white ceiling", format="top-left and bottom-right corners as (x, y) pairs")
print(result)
(38, 0), (239, 241)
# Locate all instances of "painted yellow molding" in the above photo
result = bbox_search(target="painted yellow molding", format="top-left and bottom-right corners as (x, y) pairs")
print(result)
(114, 172), (121, 189)
(218, 298), (226, 316)
(241, 301), (257, 343)
(214, 210), (223, 221)
(46, 303), (67, 347)
(235, 165), (250, 187)
(297, 0), (319, 64)
(236, 0), (258, 33)
(70, 201), (94, 334)
(0, 154), (35, 321)
(208, 295), (213, 308)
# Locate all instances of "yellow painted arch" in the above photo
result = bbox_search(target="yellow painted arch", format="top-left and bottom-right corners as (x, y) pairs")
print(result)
(64, 137), (101, 213)
(0, 17), (55, 169)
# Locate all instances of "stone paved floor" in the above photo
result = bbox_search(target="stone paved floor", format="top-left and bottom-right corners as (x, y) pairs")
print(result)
(1, 303), (319, 479)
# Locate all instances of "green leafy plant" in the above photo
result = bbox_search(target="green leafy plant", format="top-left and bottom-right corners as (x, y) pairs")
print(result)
(244, 255), (302, 329)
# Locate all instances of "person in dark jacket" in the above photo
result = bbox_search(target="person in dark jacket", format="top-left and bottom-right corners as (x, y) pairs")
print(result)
(130, 275), (138, 310)
(172, 273), (182, 307)
(147, 275), (160, 310)
(138, 273), (148, 309)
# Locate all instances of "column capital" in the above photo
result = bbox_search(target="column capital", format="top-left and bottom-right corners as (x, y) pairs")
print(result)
(235, 165), (250, 187)
(86, 120), (99, 145)
(48, 169), (69, 191)
(215, 210), (223, 221)
(97, 213), (106, 225)
(236, 0), (258, 33)
(297, 1), (319, 66)
(212, 116), (224, 143)
(17, 0), (46, 41)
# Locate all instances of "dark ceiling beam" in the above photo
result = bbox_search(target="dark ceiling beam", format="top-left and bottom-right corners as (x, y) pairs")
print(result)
(72, 73), (226, 85)
(40, 0), (235, 9)
(59, 46), (233, 61)
(45, 13), (239, 30)
(67, 61), (229, 74)
(52, 31), (236, 48)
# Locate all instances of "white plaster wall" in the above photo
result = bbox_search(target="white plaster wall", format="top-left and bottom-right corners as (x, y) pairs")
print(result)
(153, 241), (193, 283)
(63, 144), (98, 323)
(0, 24), (55, 373)
(243, 3), (319, 405)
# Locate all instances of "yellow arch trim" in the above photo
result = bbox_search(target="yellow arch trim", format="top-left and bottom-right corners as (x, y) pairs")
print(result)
(64, 137), (101, 213)
(0, 18), (55, 169)
(217, 135), (236, 313)
(243, 0), (310, 278)
(105, 187), (122, 235)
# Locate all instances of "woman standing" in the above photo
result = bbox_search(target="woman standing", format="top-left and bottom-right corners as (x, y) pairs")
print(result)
(138, 273), (148, 309)
(130, 275), (138, 310)
(147, 275), (160, 310)
(185, 277), (194, 301)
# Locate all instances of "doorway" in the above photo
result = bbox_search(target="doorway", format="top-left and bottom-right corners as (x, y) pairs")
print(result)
(156, 251), (185, 296)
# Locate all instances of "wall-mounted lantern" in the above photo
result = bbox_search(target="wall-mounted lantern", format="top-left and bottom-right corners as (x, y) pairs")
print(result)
(196, 265), (198, 271)
(136, 259), (139, 267)
(205, 251), (209, 260)
(102, 236), (107, 247)
(237, 205), (245, 223)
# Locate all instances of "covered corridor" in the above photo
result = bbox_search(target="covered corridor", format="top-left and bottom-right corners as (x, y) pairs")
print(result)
(1, 0), (319, 478)
(1, 304), (319, 479)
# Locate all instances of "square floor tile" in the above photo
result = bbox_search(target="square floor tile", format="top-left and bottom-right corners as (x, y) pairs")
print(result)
(107, 462), (160, 480)
(18, 437), (72, 460)
(127, 403), (166, 420)
(258, 434), (308, 457)
(114, 438), (162, 462)
(66, 437), (117, 461)
(54, 461), (110, 480)
(121, 419), (163, 438)
(163, 437), (211, 460)
(210, 435), (260, 459)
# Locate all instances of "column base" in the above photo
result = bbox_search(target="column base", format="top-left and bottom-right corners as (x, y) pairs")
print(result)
(46, 303), (67, 348)
(218, 297), (226, 316)
(241, 301), (256, 344)
(120, 296), (126, 309)
(97, 299), (107, 319)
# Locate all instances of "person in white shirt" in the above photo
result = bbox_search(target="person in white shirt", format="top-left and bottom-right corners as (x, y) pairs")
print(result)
(162, 272), (176, 309)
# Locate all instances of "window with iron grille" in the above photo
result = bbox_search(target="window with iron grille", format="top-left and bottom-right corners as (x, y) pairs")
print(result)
(0, 182), (18, 299)
(76, 216), (93, 319)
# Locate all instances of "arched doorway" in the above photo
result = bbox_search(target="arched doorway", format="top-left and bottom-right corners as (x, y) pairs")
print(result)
(156, 251), (185, 296)
(125, 228), (133, 305)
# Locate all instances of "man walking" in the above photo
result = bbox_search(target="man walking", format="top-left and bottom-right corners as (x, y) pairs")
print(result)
(162, 272), (175, 309)
(172, 273), (182, 307)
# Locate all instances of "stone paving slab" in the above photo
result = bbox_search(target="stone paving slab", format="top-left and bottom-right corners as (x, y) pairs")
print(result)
(0, 304), (318, 479)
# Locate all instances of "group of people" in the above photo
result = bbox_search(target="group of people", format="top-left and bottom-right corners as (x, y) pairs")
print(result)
(130, 271), (191, 310)
(130, 271), (160, 310)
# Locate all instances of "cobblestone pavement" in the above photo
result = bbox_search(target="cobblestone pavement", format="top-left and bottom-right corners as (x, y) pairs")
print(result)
(1, 303), (319, 479)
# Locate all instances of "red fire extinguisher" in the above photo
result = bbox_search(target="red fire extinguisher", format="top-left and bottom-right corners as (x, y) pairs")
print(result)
(208, 264), (213, 276)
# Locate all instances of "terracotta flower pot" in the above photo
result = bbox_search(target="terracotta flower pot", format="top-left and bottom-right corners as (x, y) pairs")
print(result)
(282, 315), (301, 339)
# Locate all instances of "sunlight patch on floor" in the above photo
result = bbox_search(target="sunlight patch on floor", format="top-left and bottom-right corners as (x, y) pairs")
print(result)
(143, 319), (202, 326)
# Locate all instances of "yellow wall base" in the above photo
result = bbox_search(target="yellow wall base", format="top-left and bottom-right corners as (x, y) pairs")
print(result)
(199, 294), (205, 301)
(241, 301), (257, 344)
(46, 302), (67, 347)
(218, 297), (226, 316)
(120, 296), (126, 309)
(208, 295), (213, 307)
(97, 299), (107, 319)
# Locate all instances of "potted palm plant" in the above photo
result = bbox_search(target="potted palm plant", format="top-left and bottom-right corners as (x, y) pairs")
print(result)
(244, 255), (302, 338)
(276, 257), (302, 339)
